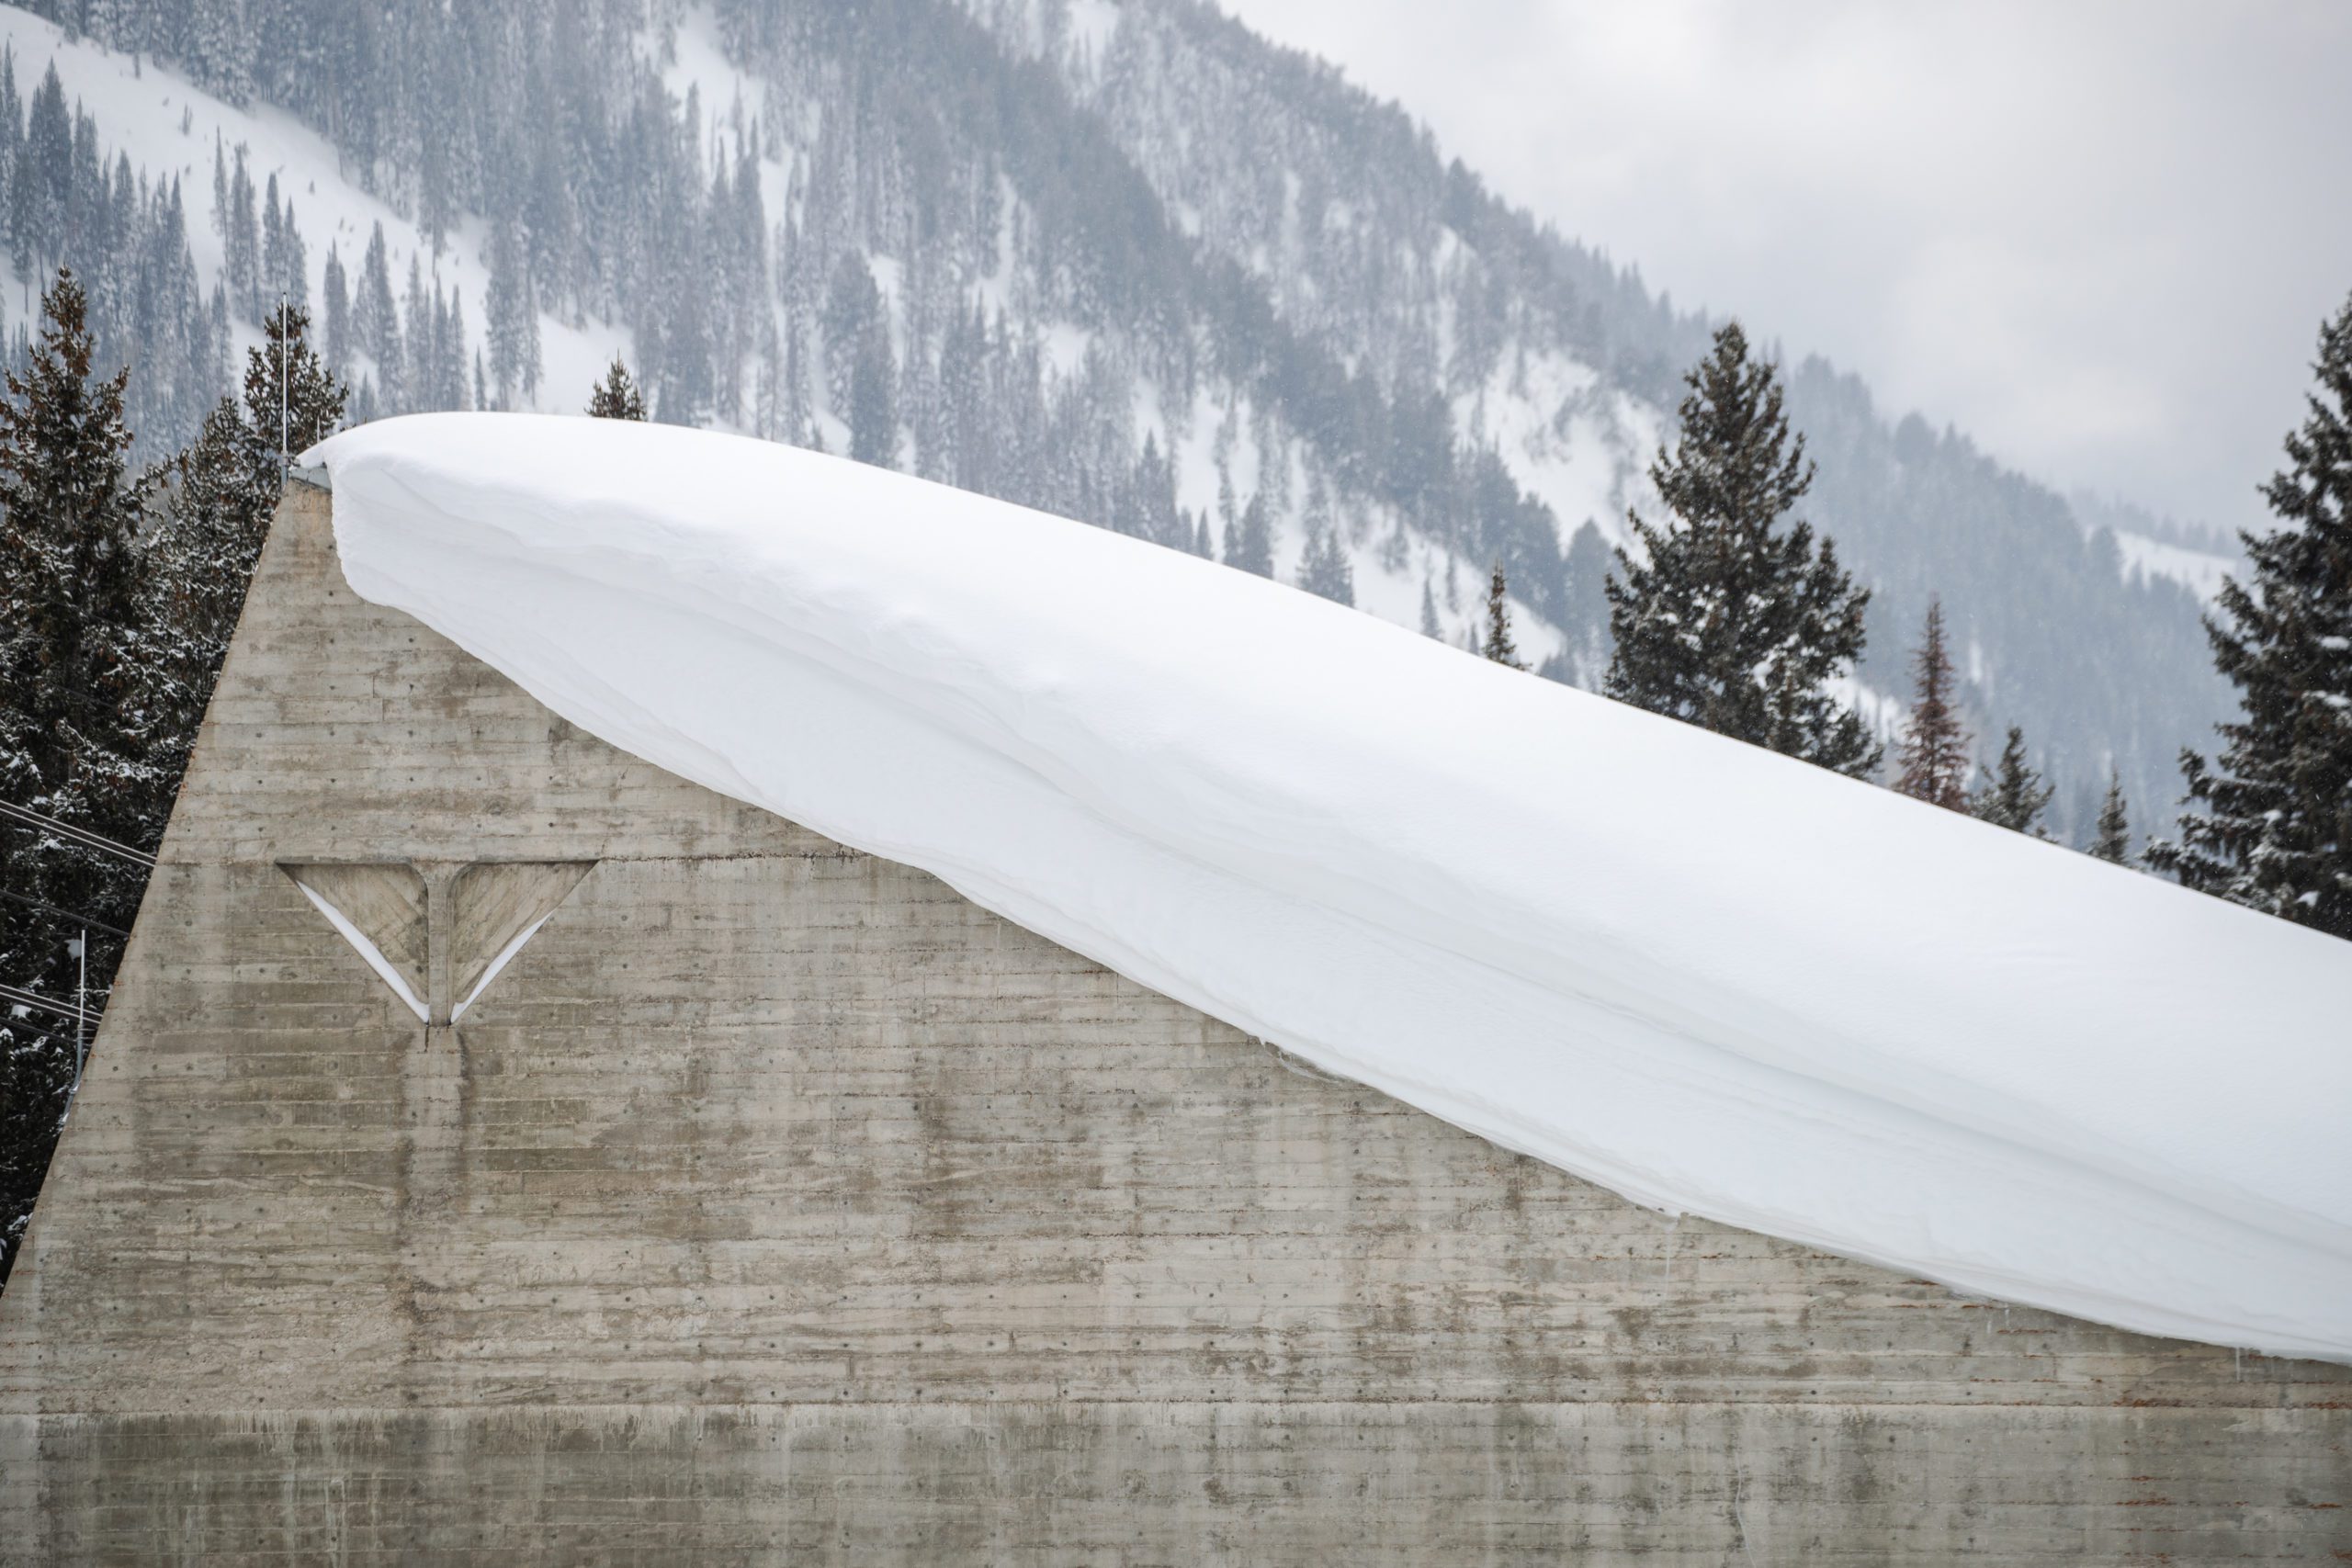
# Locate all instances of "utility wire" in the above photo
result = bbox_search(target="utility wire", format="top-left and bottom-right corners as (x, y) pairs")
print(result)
(0, 799), (156, 868)
(0, 981), (86, 1027)
(0, 888), (130, 940)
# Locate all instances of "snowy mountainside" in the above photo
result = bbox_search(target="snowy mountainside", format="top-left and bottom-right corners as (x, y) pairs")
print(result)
(0, 9), (629, 433)
(963, 0), (2234, 836)
(0, 2), (1563, 665)
(7, 0), (2232, 838)
(2072, 487), (2247, 603)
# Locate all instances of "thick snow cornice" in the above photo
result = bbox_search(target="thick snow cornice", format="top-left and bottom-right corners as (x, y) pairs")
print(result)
(310, 413), (2352, 1362)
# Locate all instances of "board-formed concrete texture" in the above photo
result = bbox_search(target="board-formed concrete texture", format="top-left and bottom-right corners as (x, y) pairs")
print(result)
(0, 479), (2345, 1564)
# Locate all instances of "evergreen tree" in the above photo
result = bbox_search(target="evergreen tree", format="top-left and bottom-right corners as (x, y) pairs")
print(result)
(2091, 772), (2132, 864)
(1893, 598), (1971, 809)
(0, 269), (164, 837)
(0, 272), (167, 1283)
(241, 303), (345, 477)
(2147, 293), (2352, 940)
(588, 356), (648, 421)
(355, 221), (399, 400)
(1483, 560), (1524, 670)
(848, 324), (896, 468)
(1973, 727), (2054, 837)
(225, 146), (258, 321)
(148, 302), (346, 778)
(278, 202), (308, 315)
(823, 253), (882, 411)
(1420, 574), (1441, 638)
(1297, 509), (1354, 605)
(485, 219), (539, 409)
(1224, 491), (1272, 577)
(1605, 321), (1880, 777)
(260, 174), (284, 303)
(401, 254), (429, 412)
(320, 242), (349, 374)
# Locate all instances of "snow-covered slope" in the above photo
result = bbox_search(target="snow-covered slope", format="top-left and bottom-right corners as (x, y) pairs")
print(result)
(2112, 529), (2244, 603)
(310, 413), (2352, 1363)
(0, 4), (1556, 666)
(0, 7), (627, 404)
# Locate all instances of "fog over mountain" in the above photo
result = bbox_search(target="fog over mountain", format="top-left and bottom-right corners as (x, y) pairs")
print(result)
(0, 0), (2248, 841)
(1220, 0), (2352, 545)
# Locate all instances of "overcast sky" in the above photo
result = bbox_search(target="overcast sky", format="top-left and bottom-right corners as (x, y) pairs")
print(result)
(1214, 0), (2352, 536)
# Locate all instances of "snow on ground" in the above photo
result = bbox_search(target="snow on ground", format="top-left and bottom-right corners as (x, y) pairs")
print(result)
(656, 4), (766, 139)
(2111, 527), (2243, 603)
(1461, 346), (1651, 551)
(312, 413), (2352, 1362)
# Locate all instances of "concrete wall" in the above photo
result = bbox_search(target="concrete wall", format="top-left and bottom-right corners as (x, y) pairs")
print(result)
(0, 480), (2344, 1563)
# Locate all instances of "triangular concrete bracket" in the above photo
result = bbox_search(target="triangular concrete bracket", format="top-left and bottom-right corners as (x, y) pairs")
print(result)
(282, 861), (594, 1025)
(282, 862), (430, 1021)
(448, 861), (594, 1021)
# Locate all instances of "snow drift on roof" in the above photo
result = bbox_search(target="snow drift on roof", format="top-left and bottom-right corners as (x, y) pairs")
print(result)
(307, 413), (2352, 1362)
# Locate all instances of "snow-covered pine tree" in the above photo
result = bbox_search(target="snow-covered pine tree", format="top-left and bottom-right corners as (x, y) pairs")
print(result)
(356, 222), (399, 394)
(227, 147), (259, 321)
(1893, 598), (1971, 809)
(401, 255), (429, 413)
(0, 269), (167, 856)
(1226, 491), (1272, 577)
(320, 242), (349, 375)
(588, 357), (648, 421)
(260, 174), (283, 304)
(279, 203), (307, 315)
(187, 0), (254, 107)
(2146, 292), (2352, 940)
(1973, 727), (2054, 837)
(241, 302), (345, 479)
(783, 314), (812, 446)
(1483, 560), (1525, 670)
(0, 272), (172, 1282)
(1420, 575), (1441, 638)
(486, 220), (539, 410)
(1604, 321), (1880, 777)
(2091, 772), (2132, 864)
(1297, 509), (1354, 605)
(823, 253), (881, 412)
(209, 133), (227, 243)
(849, 324), (896, 468)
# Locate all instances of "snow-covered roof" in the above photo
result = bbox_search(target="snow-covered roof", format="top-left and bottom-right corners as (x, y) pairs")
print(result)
(309, 413), (2352, 1362)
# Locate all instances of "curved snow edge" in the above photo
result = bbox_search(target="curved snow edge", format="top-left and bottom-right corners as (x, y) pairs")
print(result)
(309, 414), (2352, 1362)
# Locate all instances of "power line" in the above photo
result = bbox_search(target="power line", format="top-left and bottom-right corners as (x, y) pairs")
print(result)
(0, 888), (130, 940)
(0, 981), (87, 1028)
(0, 799), (156, 869)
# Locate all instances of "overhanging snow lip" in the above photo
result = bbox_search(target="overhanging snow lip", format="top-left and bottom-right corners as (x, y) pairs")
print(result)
(304, 412), (2352, 1362)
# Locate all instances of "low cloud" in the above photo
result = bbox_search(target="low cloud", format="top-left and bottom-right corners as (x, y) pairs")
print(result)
(1217, 0), (2352, 534)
